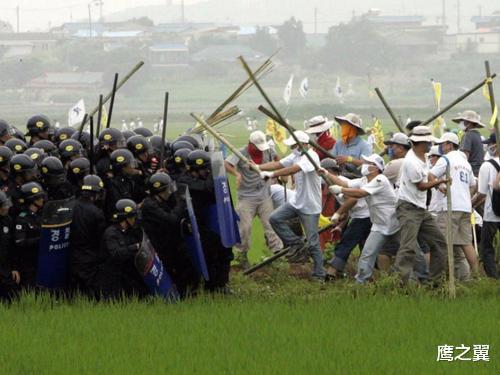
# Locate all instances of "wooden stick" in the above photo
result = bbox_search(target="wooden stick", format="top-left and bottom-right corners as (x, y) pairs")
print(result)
(106, 73), (119, 129)
(485, 61), (500, 150)
(445, 162), (456, 299)
(96, 94), (103, 137)
(421, 74), (497, 126)
(374, 88), (405, 133)
(190, 113), (261, 174)
(89, 115), (94, 173)
(160, 92), (169, 169)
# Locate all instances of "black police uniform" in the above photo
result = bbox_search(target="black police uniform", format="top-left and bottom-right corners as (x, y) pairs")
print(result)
(13, 209), (41, 288)
(104, 172), (146, 221)
(0, 215), (18, 301)
(177, 173), (233, 291)
(45, 181), (75, 201)
(69, 196), (106, 294)
(141, 195), (199, 296)
(95, 224), (147, 299)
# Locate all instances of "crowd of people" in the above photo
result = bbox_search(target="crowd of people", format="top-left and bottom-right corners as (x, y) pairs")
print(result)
(0, 108), (498, 302)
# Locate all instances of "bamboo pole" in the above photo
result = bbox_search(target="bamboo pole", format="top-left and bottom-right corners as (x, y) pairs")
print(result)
(446, 162), (456, 299)
(106, 73), (119, 129)
(374, 88), (405, 133)
(421, 74), (497, 126)
(190, 113), (261, 174)
(484, 61), (500, 150)
(160, 92), (169, 169)
(89, 115), (94, 174)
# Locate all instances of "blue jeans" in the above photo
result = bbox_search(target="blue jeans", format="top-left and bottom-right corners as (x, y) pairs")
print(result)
(269, 203), (325, 278)
(355, 231), (400, 283)
(330, 217), (372, 271)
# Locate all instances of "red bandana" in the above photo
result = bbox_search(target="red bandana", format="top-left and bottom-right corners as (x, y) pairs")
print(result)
(247, 143), (263, 164)
(315, 132), (336, 160)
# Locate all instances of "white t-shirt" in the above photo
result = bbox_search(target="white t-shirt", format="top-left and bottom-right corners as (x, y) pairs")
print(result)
(348, 174), (400, 235)
(398, 149), (429, 209)
(428, 189), (446, 213)
(280, 149), (322, 215)
(337, 175), (370, 219)
(270, 184), (296, 209)
(478, 157), (500, 222)
(430, 150), (475, 213)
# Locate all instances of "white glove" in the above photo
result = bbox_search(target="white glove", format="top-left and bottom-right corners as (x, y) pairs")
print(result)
(331, 212), (341, 224)
(328, 185), (343, 195)
(260, 171), (274, 180)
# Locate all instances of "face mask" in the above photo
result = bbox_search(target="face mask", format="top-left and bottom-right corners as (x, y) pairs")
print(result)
(387, 147), (395, 159)
(292, 148), (301, 157)
(361, 164), (371, 176)
(458, 121), (466, 131)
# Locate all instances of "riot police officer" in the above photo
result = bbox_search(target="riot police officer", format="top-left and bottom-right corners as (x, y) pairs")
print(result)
(67, 157), (91, 193)
(33, 140), (59, 158)
(95, 199), (147, 299)
(104, 149), (145, 221)
(0, 119), (13, 145)
(0, 146), (13, 192)
(40, 157), (74, 201)
(5, 138), (27, 154)
(127, 135), (154, 178)
(59, 139), (83, 168)
(141, 172), (199, 297)
(70, 175), (106, 296)
(171, 148), (191, 181)
(7, 154), (39, 213)
(178, 150), (233, 293)
(14, 182), (45, 289)
(0, 191), (19, 301)
(96, 128), (125, 178)
(26, 115), (51, 146)
(54, 127), (76, 146)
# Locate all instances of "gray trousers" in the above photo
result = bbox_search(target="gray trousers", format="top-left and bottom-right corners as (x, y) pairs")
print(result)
(394, 201), (446, 284)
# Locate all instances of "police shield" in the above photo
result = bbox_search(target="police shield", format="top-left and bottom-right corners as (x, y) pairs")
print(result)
(36, 198), (75, 289)
(180, 184), (209, 281)
(135, 231), (178, 300)
(208, 151), (240, 248)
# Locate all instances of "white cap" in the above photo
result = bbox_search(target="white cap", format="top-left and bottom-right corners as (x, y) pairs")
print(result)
(384, 132), (410, 147)
(249, 130), (270, 151)
(361, 154), (385, 172)
(284, 130), (310, 146)
(428, 145), (441, 157)
(435, 132), (459, 146)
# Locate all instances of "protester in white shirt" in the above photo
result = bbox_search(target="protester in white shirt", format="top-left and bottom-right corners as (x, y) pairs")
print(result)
(430, 132), (478, 279)
(325, 154), (399, 283)
(472, 133), (500, 278)
(257, 130), (325, 280)
(394, 126), (449, 284)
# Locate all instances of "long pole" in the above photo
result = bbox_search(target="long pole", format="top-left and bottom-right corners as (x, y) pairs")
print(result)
(191, 113), (261, 174)
(96, 94), (103, 137)
(374, 88), (405, 133)
(484, 61), (500, 150)
(421, 74), (497, 126)
(89, 115), (94, 173)
(160, 92), (169, 169)
(106, 73), (119, 129)
(445, 162), (456, 298)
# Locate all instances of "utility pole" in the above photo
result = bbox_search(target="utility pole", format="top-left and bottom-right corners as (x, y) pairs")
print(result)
(441, 0), (446, 26)
(314, 7), (318, 34)
(16, 6), (20, 33)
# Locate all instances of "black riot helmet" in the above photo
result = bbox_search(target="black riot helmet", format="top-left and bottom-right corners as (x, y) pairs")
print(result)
(26, 115), (51, 136)
(175, 135), (201, 150)
(33, 140), (59, 157)
(69, 157), (90, 178)
(5, 138), (27, 154)
(10, 154), (36, 175)
(171, 140), (194, 154)
(11, 126), (26, 142)
(54, 127), (76, 145)
(81, 174), (104, 198)
(40, 156), (66, 186)
(113, 199), (137, 222)
(149, 135), (170, 157)
(148, 172), (174, 195)
(59, 139), (83, 162)
(110, 148), (136, 170)
(122, 130), (136, 141)
(186, 150), (211, 171)
(0, 119), (13, 143)
(173, 148), (191, 169)
(19, 182), (45, 204)
(71, 131), (98, 154)
(134, 127), (153, 138)
(0, 146), (13, 169)
(127, 135), (152, 157)
(24, 147), (47, 167)
(99, 128), (125, 149)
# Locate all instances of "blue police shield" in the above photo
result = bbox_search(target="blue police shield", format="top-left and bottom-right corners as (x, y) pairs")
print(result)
(36, 198), (75, 289)
(135, 231), (178, 300)
(181, 185), (209, 281)
(208, 151), (240, 248)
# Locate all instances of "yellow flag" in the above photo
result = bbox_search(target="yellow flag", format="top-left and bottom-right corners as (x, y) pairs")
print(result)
(483, 83), (491, 102)
(432, 81), (442, 108)
(371, 118), (385, 151)
(491, 104), (498, 127)
(432, 117), (445, 138)
(100, 104), (108, 129)
(330, 123), (339, 140)
(266, 119), (288, 154)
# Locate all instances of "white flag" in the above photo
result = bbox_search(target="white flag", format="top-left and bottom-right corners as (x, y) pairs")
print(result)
(68, 99), (86, 127)
(283, 74), (294, 105)
(299, 77), (309, 98)
(334, 77), (343, 103)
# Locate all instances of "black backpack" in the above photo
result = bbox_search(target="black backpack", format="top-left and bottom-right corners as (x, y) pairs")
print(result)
(487, 159), (500, 216)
